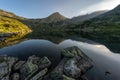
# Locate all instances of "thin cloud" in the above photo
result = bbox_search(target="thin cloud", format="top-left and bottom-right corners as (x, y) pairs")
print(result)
(77, 0), (120, 17)
(53, 0), (120, 18)
(52, 0), (104, 18)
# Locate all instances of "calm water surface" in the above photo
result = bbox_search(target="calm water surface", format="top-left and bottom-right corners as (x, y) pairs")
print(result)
(0, 38), (120, 80)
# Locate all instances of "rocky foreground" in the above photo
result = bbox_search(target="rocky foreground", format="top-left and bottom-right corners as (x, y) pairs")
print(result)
(0, 46), (93, 80)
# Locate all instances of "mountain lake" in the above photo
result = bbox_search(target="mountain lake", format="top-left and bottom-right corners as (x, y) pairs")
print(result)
(0, 36), (120, 80)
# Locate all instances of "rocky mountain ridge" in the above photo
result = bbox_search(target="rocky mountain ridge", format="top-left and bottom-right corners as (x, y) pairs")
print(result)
(71, 10), (108, 22)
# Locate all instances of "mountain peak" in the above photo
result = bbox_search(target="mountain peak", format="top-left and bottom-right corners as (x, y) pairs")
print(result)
(48, 12), (67, 19)
(52, 12), (61, 15)
(43, 12), (67, 23)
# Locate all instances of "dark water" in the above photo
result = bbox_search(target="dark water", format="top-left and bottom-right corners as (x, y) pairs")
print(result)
(0, 38), (120, 80)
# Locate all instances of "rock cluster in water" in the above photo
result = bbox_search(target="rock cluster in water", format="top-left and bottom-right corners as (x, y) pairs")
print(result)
(0, 46), (93, 80)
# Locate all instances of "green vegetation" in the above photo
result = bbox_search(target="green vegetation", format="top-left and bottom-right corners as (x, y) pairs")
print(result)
(0, 10), (31, 44)
(0, 6), (120, 52)
(0, 16), (31, 34)
(0, 9), (26, 19)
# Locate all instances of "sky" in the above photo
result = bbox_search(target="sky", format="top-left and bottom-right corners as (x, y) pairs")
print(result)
(0, 0), (120, 18)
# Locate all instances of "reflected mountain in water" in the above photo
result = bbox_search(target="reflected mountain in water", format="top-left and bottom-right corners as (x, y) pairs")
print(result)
(0, 34), (29, 48)
(0, 33), (120, 53)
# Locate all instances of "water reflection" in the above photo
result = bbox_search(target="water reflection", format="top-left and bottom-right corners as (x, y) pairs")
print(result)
(0, 38), (120, 80)
(0, 33), (28, 48)
(59, 39), (120, 80)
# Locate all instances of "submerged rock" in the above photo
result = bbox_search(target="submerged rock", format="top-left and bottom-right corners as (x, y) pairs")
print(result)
(50, 72), (75, 80)
(62, 46), (93, 78)
(62, 75), (75, 80)
(64, 58), (81, 78)
(27, 55), (40, 64)
(1, 75), (9, 80)
(0, 56), (18, 79)
(61, 47), (78, 58)
(20, 56), (51, 80)
(30, 68), (48, 80)
(61, 46), (87, 59)
(28, 55), (51, 69)
(0, 62), (9, 78)
(0, 46), (93, 80)
(20, 62), (38, 80)
(11, 73), (20, 80)
(13, 61), (25, 70)
(38, 56), (51, 69)
(47, 46), (93, 79)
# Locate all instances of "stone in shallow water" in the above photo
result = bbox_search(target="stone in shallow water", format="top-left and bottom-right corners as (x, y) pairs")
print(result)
(61, 47), (78, 58)
(7, 57), (18, 67)
(1, 75), (9, 80)
(0, 62), (9, 78)
(11, 73), (20, 80)
(20, 55), (51, 80)
(50, 72), (75, 80)
(38, 56), (51, 69)
(27, 55), (51, 69)
(64, 58), (81, 78)
(30, 68), (48, 80)
(53, 46), (93, 79)
(61, 46), (85, 58)
(62, 75), (75, 80)
(0, 56), (18, 79)
(27, 55), (40, 64)
(63, 46), (93, 78)
(0, 46), (93, 80)
(20, 62), (38, 80)
(13, 61), (25, 70)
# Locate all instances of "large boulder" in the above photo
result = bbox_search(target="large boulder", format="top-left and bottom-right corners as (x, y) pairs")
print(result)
(62, 46), (93, 79)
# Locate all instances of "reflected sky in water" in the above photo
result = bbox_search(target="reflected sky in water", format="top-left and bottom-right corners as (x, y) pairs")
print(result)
(0, 39), (120, 80)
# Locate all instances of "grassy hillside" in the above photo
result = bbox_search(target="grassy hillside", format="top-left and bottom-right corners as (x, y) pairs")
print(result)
(0, 16), (31, 34)
(0, 9), (26, 19)
(80, 18), (120, 41)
